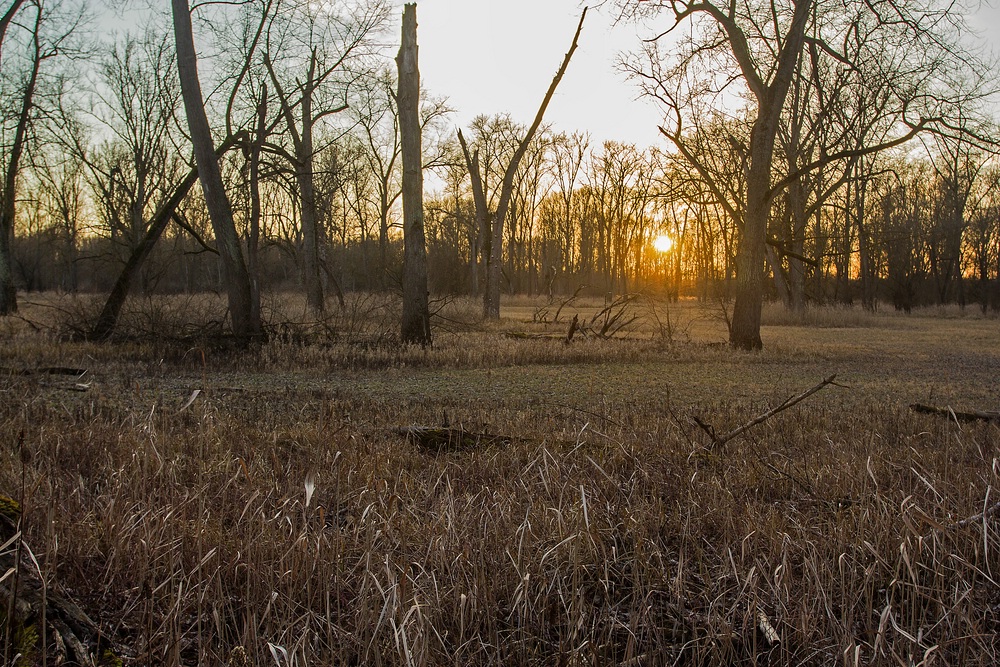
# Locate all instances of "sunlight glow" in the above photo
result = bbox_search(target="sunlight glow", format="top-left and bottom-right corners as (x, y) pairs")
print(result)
(653, 234), (674, 253)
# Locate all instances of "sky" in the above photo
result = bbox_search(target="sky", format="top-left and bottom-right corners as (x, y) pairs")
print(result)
(397, 0), (1000, 150)
(393, 0), (665, 148)
(101, 1), (1000, 150)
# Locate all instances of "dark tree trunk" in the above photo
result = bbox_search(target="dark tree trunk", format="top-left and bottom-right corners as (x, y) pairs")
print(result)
(458, 130), (488, 298)
(297, 56), (324, 314)
(397, 4), (431, 345)
(0, 2), (39, 315)
(729, 0), (812, 350)
(0, 0), (27, 46)
(248, 85), (266, 329)
(786, 180), (808, 312)
(172, 0), (260, 339)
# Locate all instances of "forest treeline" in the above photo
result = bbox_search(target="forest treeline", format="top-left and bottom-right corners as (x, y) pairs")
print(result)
(1, 0), (998, 338)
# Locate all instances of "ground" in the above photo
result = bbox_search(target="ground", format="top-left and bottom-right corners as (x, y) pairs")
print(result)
(0, 294), (997, 665)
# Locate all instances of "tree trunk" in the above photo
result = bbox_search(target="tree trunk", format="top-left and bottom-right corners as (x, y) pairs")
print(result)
(465, 9), (586, 320)
(171, 0), (260, 339)
(786, 180), (808, 312)
(0, 2), (39, 315)
(397, 3), (431, 345)
(728, 0), (812, 350)
(730, 116), (775, 350)
(483, 208), (505, 319)
(248, 85), (266, 330)
(298, 56), (324, 314)
(458, 131), (488, 299)
(91, 135), (244, 340)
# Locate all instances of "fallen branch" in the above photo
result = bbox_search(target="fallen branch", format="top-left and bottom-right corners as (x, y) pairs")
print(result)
(695, 374), (839, 449)
(909, 403), (1000, 423)
(0, 367), (87, 377)
(502, 332), (565, 341)
(586, 293), (640, 339)
(950, 499), (1000, 530)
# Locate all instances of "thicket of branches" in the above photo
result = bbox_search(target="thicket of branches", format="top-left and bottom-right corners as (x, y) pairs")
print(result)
(1, 0), (998, 333)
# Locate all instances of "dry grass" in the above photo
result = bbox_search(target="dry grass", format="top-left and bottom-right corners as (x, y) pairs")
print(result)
(0, 293), (998, 665)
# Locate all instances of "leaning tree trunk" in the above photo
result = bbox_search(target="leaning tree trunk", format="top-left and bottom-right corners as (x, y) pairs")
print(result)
(172, 0), (260, 339)
(397, 3), (431, 345)
(90, 134), (244, 340)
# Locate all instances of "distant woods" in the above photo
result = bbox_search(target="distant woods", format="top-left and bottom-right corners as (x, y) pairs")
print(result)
(0, 0), (997, 339)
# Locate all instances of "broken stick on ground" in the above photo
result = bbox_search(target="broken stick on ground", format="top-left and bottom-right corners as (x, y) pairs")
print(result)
(694, 374), (839, 449)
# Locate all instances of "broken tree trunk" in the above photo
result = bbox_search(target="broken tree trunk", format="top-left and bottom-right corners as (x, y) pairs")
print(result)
(398, 3), (431, 345)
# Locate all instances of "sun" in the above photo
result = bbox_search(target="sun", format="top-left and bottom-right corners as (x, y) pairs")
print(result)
(653, 234), (674, 253)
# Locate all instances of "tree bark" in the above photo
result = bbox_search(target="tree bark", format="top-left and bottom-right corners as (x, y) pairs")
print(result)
(397, 4), (431, 345)
(171, 0), (260, 339)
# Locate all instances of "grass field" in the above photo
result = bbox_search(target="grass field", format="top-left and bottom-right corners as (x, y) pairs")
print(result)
(0, 294), (998, 665)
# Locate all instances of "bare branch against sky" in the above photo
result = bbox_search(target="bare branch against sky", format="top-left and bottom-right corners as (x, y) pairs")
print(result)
(98, 0), (1000, 149)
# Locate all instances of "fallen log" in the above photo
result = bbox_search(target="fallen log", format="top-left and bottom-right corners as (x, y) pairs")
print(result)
(909, 403), (1000, 423)
(393, 426), (524, 452)
(0, 496), (124, 666)
(0, 367), (87, 377)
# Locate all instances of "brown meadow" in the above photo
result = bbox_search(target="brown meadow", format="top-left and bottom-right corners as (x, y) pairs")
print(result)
(0, 293), (997, 665)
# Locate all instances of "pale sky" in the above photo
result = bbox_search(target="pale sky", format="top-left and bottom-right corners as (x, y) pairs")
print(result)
(401, 0), (1000, 150)
(398, 0), (665, 148)
(101, 1), (1000, 150)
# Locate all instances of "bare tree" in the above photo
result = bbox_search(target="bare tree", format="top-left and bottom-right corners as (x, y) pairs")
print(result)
(0, 0), (84, 313)
(617, 0), (993, 348)
(172, 0), (260, 338)
(397, 3), (429, 345)
(68, 31), (183, 278)
(459, 8), (586, 320)
(262, 0), (388, 313)
(30, 142), (85, 290)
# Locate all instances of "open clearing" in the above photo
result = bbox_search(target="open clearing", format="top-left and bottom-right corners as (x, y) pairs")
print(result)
(0, 296), (998, 665)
